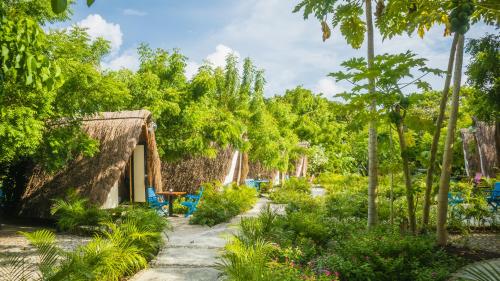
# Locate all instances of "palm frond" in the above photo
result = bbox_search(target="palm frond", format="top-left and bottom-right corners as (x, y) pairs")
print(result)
(0, 253), (37, 281)
(452, 259), (500, 281)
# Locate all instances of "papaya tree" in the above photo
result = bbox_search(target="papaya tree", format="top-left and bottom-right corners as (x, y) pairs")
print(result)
(293, 0), (379, 228)
(330, 51), (442, 234)
(376, 0), (499, 230)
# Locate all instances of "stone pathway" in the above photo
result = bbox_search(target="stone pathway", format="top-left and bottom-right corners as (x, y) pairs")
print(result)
(130, 197), (270, 281)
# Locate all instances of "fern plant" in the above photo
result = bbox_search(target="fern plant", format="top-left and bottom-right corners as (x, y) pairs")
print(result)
(50, 189), (110, 233)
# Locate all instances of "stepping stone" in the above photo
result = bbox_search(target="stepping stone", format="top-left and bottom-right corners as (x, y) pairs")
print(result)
(131, 266), (221, 281)
(153, 247), (221, 267)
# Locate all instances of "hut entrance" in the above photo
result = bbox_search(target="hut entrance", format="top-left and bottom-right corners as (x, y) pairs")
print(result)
(132, 145), (147, 203)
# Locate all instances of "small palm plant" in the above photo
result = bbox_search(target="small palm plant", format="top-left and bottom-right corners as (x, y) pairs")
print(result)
(50, 189), (111, 233)
(0, 229), (62, 281)
(452, 259), (500, 281)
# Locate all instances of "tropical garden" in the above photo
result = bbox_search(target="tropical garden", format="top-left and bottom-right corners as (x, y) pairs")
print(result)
(0, 0), (499, 280)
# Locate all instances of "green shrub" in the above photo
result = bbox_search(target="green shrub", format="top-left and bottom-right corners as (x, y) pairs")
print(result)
(190, 182), (257, 226)
(315, 227), (465, 281)
(9, 206), (168, 281)
(50, 189), (110, 233)
(269, 177), (311, 204)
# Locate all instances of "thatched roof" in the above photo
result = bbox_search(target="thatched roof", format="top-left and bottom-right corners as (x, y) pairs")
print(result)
(161, 147), (234, 193)
(20, 110), (162, 218)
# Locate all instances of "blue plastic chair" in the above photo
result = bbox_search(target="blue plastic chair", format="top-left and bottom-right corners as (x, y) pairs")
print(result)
(146, 187), (168, 215)
(448, 192), (464, 206)
(486, 182), (500, 211)
(181, 187), (204, 217)
(245, 179), (259, 190)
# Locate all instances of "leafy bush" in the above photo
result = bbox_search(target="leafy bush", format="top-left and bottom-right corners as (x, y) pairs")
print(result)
(269, 177), (311, 204)
(220, 173), (469, 281)
(50, 189), (110, 233)
(315, 227), (465, 281)
(190, 182), (257, 226)
(3, 205), (169, 281)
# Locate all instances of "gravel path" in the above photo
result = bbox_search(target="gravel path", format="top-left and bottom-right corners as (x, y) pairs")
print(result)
(130, 197), (271, 281)
(0, 223), (91, 276)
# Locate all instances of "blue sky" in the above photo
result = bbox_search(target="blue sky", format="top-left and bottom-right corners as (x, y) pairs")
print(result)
(59, 0), (497, 98)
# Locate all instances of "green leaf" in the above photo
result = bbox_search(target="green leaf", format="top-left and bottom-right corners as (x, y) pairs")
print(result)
(51, 0), (68, 14)
(87, 0), (95, 7)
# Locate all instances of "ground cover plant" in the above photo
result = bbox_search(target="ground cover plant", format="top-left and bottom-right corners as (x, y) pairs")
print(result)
(219, 173), (499, 281)
(50, 189), (111, 233)
(269, 177), (311, 204)
(190, 182), (257, 226)
(0, 193), (169, 281)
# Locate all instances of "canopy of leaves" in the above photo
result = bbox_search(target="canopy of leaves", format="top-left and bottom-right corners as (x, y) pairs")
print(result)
(464, 33), (499, 122)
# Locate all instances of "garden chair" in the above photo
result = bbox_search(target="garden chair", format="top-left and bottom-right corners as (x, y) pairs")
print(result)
(147, 187), (169, 215)
(181, 186), (204, 217)
(245, 179), (259, 190)
(448, 192), (464, 206)
(486, 182), (500, 211)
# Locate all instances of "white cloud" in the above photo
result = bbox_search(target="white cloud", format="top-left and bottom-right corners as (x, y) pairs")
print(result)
(314, 77), (345, 99)
(101, 49), (139, 71)
(205, 44), (240, 68)
(77, 14), (123, 53)
(200, 0), (495, 96)
(123, 9), (147, 16)
(185, 61), (200, 80)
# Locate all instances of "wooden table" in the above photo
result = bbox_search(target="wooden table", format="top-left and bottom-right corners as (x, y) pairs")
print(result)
(157, 191), (187, 217)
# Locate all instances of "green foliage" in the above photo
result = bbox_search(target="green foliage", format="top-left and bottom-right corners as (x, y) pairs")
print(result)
(464, 33), (499, 122)
(316, 228), (465, 281)
(0, 11), (63, 164)
(221, 174), (471, 281)
(50, 190), (110, 233)
(190, 182), (257, 226)
(269, 177), (311, 204)
(293, 1), (366, 49)
(452, 259), (500, 281)
(1, 206), (168, 281)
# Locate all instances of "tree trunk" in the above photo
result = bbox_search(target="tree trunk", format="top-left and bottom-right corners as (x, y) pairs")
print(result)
(495, 121), (500, 167)
(423, 33), (459, 228)
(389, 125), (394, 225)
(239, 152), (249, 185)
(437, 34), (464, 246)
(236, 151), (242, 185)
(365, 0), (378, 229)
(395, 114), (416, 234)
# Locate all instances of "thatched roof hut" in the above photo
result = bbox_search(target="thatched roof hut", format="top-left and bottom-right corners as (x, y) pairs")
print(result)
(161, 147), (234, 193)
(19, 110), (162, 218)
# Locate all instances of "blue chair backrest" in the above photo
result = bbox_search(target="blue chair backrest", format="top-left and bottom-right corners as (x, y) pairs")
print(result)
(245, 179), (259, 188)
(194, 187), (204, 201)
(493, 182), (500, 196)
(147, 187), (158, 202)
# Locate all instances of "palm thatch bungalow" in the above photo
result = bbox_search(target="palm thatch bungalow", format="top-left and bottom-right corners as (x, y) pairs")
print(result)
(19, 110), (162, 218)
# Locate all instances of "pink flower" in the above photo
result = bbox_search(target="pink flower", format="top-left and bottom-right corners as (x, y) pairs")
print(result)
(325, 270), (331, 276)
(335, 272), (340, 277)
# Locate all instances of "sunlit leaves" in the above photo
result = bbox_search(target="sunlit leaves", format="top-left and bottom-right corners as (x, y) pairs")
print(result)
(332, 4), (366, 49)
(293, 1), (366, 48)
(51, 0), (67, 14)
(0, 17), (62, 91)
